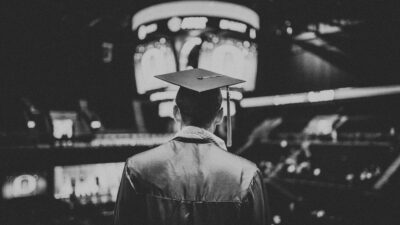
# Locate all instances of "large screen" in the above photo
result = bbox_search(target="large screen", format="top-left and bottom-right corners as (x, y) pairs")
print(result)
(134, 38), (177, 94)
(198, 37), (257, 91)
(2, 172), (48, 199)
(54, 162), (124, 204)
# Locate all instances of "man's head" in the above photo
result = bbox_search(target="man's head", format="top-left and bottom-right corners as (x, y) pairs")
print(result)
(173, 87), (224, 130)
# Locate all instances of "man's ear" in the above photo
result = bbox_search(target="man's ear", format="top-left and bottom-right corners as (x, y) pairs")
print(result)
(214, 107), (224, 125)
(173, 105), (182, 123)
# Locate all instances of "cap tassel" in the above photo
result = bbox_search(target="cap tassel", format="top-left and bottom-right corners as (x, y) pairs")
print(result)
(226, 86), (232, 147)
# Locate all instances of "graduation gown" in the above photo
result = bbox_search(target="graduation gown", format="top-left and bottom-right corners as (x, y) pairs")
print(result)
(114, 126), (269, 225)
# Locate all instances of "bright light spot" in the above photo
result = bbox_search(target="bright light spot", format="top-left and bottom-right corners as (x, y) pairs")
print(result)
(286, 27), (293, 35)
(212, 37), (219, 43)
(219, 19), (247, 33)
(287, 165), (296, 173)
(346, 174), (354, 181)
(138, 25), (147, 40)
(240, 85), (400, 107)
(146, 23), (158, 33)
(316, 210), (325, 218)
(90, 121), (101, 129)
(100, 195), (109, 203)
(53, 119), (73, 139)
(273, 215), (282, 224)
(241, 89), (335, 108)
(240, 96), (275, 108)
(331, 130), (337, 141)
(308, 90), (335, 102)
(221, 90), (243, 101)
(9, 174), (38, 196)
(366, 172), (372, 179)
(91, 196), (99, 204)
(250, 28), (257, 39)
(286, 158), (295, 164)
(294, 32), (316, 41)
(289, 202), (295, 211)
(304, 115), (339, 135)
(317, 120), (333, 135)
(313, 168), (321, 176)
(159, 37), (166, 44)
(150, 91), (177, 102)
(138, 23), (158, 40)
(27, 121), (36, 129)
(319, 23), (341, 34)
(360, 172), (366, 180)
(181, 17), (208, 30)
(158, 101), (175, 118)
(168, 17), (181, 32)
(280, 140), (288, 148)
(273, 94), (307, 105)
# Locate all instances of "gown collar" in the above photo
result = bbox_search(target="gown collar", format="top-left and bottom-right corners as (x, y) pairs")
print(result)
(174, 126), (227, 151)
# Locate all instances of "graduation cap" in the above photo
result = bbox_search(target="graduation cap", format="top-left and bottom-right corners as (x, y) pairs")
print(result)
(155, 68), (245, 147)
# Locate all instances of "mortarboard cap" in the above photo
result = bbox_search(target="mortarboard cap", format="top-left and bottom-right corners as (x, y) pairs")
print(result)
(155, 68), (245, 147)
(155, 68), (244, 92)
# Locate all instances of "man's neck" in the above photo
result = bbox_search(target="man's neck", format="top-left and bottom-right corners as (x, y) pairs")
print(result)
(180, 124), (215, 133)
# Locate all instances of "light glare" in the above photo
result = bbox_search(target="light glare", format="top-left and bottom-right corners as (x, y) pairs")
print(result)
(90, 121), (102, 129)
(219, 19), (247, 33)
(27, 121), (36, 129)
(181, 17), (208, 30)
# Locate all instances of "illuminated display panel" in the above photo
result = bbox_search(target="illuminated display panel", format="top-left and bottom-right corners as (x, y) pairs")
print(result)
(132, 1), (260, 30)
(134, 38), (177, 94)
(2, 172), (47, 199)
(54, 162), (124, 204)
(131, 1), (260, 95)
(49, 111), (77, 139)
(198, 37), (257, 91)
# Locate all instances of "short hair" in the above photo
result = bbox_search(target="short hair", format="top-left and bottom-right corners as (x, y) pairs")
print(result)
(175, 87), (222, 127)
